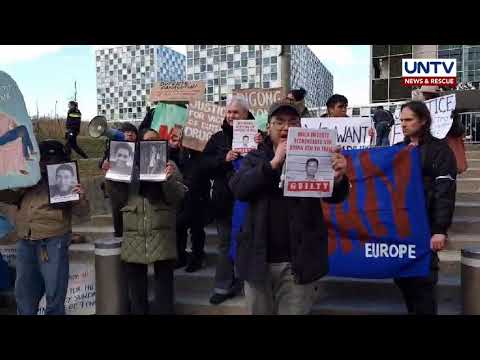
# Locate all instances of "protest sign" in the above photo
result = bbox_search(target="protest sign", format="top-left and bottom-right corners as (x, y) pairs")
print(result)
(284, 128), (336, 198)
(426, 93), (456, 139)
(302, 117), (372, 150)
(0, 244), (16, 268)
(151, 103), (188, 133)
(324, 145), (431, 278)
(182, 100), (225, 152)
(233, 87), (285, 127)
(149, 81), (205, 103)
(0, 71), (40, 191)
(388, 107), (404, 145)
(232, 120), (257, 155)
(38, 262), (96, 315)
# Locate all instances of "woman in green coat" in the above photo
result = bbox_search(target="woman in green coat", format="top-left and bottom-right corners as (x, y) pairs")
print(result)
(121, 130), (186, 314)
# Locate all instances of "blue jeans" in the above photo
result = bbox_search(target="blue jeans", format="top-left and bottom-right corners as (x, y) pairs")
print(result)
(15, 234), (71, 315)
(375, 122), (391, 147)
(0, 125), (34, 159)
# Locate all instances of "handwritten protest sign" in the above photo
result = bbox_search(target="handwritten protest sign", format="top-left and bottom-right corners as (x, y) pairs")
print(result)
(0, 244), (16, 268)
(301, 117), (372, 150)
(426, 94), (456, 139)
(0, 71), (41, 191)
(182, 100), (225, 152)
(233, 87), (285, 131)
(233, 120), (257, 155)
(284, 128), (336, 198)
(149, 81), (205, 103)
(389, 107), (404, 145)
(38, 262), (95, 315)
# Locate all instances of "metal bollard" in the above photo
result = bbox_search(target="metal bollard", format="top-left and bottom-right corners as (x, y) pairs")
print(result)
(95, 238), (128, 315)
(461, 247), (480, 315)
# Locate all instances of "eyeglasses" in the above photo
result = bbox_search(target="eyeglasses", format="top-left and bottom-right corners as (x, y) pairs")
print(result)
(270, 119), (301, 128)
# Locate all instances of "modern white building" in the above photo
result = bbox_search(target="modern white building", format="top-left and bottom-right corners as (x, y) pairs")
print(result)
(95, 45), (185, 121)
(185, 45), (333, 108)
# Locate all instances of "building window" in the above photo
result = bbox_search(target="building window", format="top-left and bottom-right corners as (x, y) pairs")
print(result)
(372, 45), (389, 58)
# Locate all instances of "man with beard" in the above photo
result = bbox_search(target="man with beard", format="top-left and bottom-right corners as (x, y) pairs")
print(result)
(50, 164), (76, 199)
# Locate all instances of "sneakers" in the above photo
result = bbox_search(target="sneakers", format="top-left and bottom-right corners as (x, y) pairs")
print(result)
(175, 258), (188, 270)
(185, 257), (204, 273)
(209, 292), (235, 305)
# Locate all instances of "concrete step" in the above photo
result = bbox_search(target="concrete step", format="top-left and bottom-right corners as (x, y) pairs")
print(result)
(456, 192), (480, 202)
(173, 289), (461, 315)
(449, 216), (480, 233)
(457, 178), (480, 193)
(446, 232), (480, 250)
(465, 144), (480, 151)
(466, 151), (480, 160)
(454, 201), (480, 217)
(459, 168), (480, 178)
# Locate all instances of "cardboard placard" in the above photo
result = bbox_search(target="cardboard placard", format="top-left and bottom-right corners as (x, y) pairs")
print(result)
(232, 87), (285, 119)
(182, 100), (225, 152)
(149, 81), (205, 103)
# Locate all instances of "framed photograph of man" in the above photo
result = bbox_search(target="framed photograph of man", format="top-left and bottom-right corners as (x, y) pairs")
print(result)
(139, 141), (167, 182)
(106, 141), (136, 183)
(46, 161), (80, 204)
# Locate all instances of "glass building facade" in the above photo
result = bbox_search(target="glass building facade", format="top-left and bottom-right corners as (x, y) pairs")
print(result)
(185, 45), (333, 108)
(95, 45), (185, 121)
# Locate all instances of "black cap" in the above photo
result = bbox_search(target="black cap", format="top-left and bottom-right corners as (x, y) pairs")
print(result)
(267, 99), (301, 122)
(39, 140), (69, 162)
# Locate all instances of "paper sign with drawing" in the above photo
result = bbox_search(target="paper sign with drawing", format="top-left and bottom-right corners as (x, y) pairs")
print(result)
(0, 71), (40, 191)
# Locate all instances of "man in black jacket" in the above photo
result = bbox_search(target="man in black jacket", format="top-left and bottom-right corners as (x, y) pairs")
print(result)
(65, 101), (88, 159)
(169, 129), (212, 273)
(394, 100), (457, 315)
(202, 95), (255, 305)
(229, 100), (350, 315)
(99, 122), (138, 239)
(373, 106), (394, 146)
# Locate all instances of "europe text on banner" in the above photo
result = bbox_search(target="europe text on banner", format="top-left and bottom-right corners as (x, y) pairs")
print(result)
(182, 100), (225, 152)
(324, 145), (431, 278)
(301, 117), (372, 150)
(0, 71), (41, 191)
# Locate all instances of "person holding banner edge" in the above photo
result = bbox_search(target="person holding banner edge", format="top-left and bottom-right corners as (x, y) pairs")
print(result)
(229, 99), (350, 315)
(202, 96), (255, 305)
(394, 101), (457, 315)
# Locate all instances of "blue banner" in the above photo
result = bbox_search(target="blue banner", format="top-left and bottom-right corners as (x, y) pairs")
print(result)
(324, 145), (431, 278)
(229, 145), (431, 279)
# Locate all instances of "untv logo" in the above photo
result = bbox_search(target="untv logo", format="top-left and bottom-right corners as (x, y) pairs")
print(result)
(401, 59), (457, 87)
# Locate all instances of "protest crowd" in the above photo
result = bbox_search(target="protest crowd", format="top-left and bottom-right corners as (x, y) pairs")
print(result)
(0, 79), (470, 315)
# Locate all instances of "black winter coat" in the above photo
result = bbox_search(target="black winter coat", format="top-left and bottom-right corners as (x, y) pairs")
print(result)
(202, 112), (255, 219)
(401, 133), (457, 235)
(229, 138), (350, 285)
(66, 109), (82, 133)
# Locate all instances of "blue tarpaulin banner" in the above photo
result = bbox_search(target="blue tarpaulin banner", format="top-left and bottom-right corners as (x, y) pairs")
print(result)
(229, 145), (432, 279)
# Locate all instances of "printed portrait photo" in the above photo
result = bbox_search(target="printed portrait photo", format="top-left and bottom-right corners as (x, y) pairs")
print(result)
(140, 141), (167, 181)
(46, 162), (80, 204)
(106, 141), (135, 183)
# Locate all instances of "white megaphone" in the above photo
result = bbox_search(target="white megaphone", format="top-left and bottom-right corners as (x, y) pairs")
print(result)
(88, 116), (125, 141)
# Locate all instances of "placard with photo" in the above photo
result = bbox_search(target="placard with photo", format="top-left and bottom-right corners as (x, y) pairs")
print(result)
(46, 161), (80, 204)
(139, 141), (167, 182)
(106, 141), (136, 183)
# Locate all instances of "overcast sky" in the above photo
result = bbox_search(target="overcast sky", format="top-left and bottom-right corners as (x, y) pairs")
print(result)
(0, 45), (370, 119)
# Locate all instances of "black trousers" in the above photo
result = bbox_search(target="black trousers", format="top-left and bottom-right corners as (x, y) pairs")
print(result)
(106, 181), (129, 237)
(176, 199), (206, 263)
(65, 130), (88, 159)
(124, 260), (175, 315)
(394, 252), (439, 315)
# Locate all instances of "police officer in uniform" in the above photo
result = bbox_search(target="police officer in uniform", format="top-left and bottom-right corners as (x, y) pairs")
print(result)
(65, 101), (88, 159)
